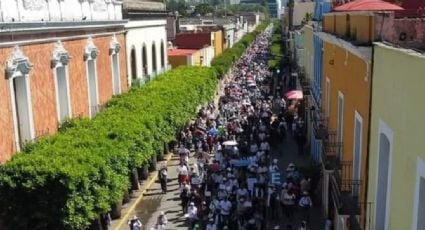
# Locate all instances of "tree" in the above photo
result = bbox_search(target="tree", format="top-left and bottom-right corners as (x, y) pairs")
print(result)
(195, 3), (213, 16)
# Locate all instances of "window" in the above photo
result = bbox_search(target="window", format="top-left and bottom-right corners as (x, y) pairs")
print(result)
(325, 77), (330, 117)
(55, 66), (71, 121)
(110, 39), (121, 95)
(375, 120), (393, 230)
(413, 158), (425, 230)
(352, 111), (362, 197)
(52, 41), (72, 123)
(6, 46), (35, 149)
(84, 38), (99, 118)
(337, 91), (344, 158)
(12, 76), (33, 146)
(152, 43), (157, 73)
(160, 41), (165, 68)
(417, 178), (425, 229)
(142, 44), (148, 76)
(111, 53), (120, 95)
(130, 47), (137, 80)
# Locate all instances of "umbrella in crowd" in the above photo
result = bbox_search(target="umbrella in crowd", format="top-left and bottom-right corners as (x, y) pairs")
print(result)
(285, 90), (303, 100)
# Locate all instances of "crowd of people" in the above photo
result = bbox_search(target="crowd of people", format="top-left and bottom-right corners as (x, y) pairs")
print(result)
(171, 27), (314, 230)
(130, 25), (317, 230)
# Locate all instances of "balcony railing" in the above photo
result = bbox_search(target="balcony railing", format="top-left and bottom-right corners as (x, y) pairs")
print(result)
(319, 129), (344, 170)
(329, 161), (362, 217)
(311, 111), (329, 139)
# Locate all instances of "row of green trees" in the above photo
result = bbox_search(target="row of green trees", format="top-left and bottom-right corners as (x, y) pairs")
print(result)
(268, 20), (283, 70)
(211, 20), (269, 76)
(0, 67), (217, 230)
(0, 21), (270, 230)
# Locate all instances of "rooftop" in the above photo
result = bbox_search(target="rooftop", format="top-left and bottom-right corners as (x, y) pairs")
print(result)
(168, 48), (198, 56)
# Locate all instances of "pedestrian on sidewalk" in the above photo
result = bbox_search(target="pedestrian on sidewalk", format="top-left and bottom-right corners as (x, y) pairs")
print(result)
(155, 211), (168, 230)
(298, 191), (313, 222)
(176, 161), (189, 187)
(127, 215), (143, 230)
(281, 187), (296, 221)
(101, 212), (111, 230)
(158, 164), (167, 194)
(180, 182), (190, 213)
(187, 202), (198, 230)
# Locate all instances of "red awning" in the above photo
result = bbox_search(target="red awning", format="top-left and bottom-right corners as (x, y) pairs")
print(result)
(334, 0), (404, 11)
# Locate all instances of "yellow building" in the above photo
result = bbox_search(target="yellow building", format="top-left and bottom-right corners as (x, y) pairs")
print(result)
(366, 43), (425, 230)
(168, 46), (213, 68)
(317, 12), (373, 229)
(211, 30), (224, 57)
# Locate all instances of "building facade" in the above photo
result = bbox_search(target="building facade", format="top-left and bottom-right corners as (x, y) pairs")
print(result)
(123, 0), (169, 86)
(0, 0), (127, 163)
(366, 37), (425, 230)
(175, 29), (224, 58)
(168, 46), (213, 68)
(318, 12), (374, 229)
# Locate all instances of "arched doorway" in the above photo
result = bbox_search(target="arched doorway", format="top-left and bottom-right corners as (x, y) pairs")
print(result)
(142, 45), (148, 76)
(160, 41), (165, 69)
(152, 43), (157, 73)
(130, 47), (137, 80)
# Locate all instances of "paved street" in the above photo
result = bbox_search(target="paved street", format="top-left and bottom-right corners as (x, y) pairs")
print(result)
(112, 132), (324, 230)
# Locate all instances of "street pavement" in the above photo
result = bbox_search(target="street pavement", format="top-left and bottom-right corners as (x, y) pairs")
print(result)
(112, 132), (324, 230)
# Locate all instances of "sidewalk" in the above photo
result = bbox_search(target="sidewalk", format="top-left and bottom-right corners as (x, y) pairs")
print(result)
(109, 153), (174, 230)
(112, 154), (191, 230)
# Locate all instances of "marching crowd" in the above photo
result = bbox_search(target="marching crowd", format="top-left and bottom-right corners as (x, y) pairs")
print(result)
(129, 25), (316, 230)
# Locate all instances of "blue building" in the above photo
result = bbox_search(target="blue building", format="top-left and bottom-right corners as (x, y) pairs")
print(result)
(309, 0), (331, 163)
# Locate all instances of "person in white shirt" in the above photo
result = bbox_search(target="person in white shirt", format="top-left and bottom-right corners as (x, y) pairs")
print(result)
(259, 140), (270, 153)
(299, 191), (313, 221)
(127, 216), (143, 230)
(176, 162), (189, 187)
(155, 211), (168, 230)
(205, 218), (217, 230)
(179, 145), (190, 164)
(187, 202), (198, 228)
(237, 185), (249, 200)
(269, 159), (279, 172)
(219, 197), (232, 225)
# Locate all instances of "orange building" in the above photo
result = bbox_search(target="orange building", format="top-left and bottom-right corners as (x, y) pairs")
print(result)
(317, 11), (373, 229)
(0, 6), (128, 163)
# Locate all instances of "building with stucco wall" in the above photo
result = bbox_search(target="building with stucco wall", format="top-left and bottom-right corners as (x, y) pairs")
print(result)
(366, 42), (425, 230)
(123, 0), (169, 86)
(0, 0), (127, 163)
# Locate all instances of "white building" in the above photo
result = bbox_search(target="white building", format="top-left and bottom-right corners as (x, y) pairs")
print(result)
(122, 0), (169, 86)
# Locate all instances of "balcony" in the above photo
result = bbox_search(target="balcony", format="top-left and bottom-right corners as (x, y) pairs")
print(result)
(329, 161), (362, 217)
(299, 70), (312, 96)
(321, 130), (343, 170)
(311, 110), (329, 140)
